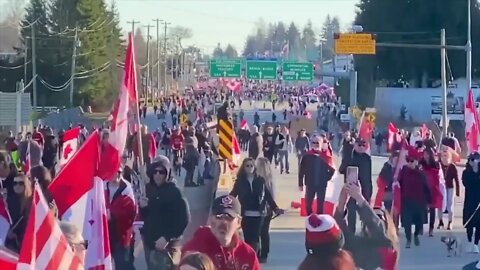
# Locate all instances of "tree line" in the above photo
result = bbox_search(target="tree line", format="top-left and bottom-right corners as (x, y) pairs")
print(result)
(0, 0), (199, 110)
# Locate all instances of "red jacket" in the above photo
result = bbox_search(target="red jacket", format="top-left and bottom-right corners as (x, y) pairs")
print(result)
(170, 133), (185, 150)
(105, 179), (137, 248)
(182, 227), (260, 270)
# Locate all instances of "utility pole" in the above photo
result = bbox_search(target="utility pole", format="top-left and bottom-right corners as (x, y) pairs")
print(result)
(31, 22), (37, 110)
(153, 19), (163, 98)
(467, 0), (473, 100)
(162, 21), (171, 94)
(23, 46), (28, 85)
(440, 29), (448, 137)
(70, 26), (79, 107)
(127, 20), (140, 35)
(144, 24), (154, 104)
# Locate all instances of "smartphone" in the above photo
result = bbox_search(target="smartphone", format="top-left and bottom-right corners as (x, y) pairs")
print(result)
(346, 166), (359, 184)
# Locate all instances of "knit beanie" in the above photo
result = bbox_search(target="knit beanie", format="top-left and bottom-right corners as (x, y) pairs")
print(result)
(305, 214), (344, 255)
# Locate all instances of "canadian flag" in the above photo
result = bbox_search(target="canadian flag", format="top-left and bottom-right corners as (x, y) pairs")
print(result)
(98, 33), (138, 180)
(465, 89), (480, 152)
(387, 122), (396, 152)
(226, 79), (241, 92)
(17, 182), (84, 270)
(60, 127), (81, 166)
(0, 196), (11, 247)
(49, 131), (112, 269)
(240, 119), (249, 130)
(358, 111), (374, 155)
(227, 134), (241, 170)
(23, 141), (31, 175)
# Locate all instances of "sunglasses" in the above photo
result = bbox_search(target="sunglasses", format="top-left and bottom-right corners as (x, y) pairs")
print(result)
(245, 164), (254, 168)
(357, 143), (366, 147)
(311, 141), (320, 145)
(214, 213), (235, 221)
(406, 158), (415, 163)
(154, 169), (167, 175)
(13, 181), (24, 186)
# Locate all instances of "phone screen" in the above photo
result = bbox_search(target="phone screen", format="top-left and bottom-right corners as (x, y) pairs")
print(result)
(346, 166), (359, 184)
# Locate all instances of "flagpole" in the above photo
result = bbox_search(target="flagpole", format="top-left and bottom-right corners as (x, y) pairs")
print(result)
(130, 33), (146, 176)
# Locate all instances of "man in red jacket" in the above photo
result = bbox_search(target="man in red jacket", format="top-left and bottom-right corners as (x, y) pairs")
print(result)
(105, 168), (137, 270)
(182, 195), (261, 270)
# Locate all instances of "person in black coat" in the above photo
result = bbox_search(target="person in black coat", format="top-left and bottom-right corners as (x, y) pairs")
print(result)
(298, 135), (336, 215)
(248, 126), (262, 159)
(462, 152), (480, 253)
(139, 156), (190, 269)
(230, 157), (283, 254)
(339, 138), (372, 233)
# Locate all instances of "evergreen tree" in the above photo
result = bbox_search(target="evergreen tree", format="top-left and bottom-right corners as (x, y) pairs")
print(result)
(302, 20), (317, 61)
(212, 43), (224, 58)
(287, 22), (301, 60)
(75, 0), (121, 108)
(242, 36), (256, 57)
(224, 44), (238, 58)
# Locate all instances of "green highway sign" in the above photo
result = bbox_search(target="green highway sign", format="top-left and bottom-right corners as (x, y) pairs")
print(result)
(209, 59), (242, 78)
(246, 61), (277, 80)
(282, 62), (314, 81)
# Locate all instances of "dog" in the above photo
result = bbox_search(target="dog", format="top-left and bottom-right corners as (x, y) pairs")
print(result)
(441, 235), (462, 257)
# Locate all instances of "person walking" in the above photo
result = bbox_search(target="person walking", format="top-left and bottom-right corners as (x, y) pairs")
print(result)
(255, 157), (275, 263)
(463, 152), (480, 254)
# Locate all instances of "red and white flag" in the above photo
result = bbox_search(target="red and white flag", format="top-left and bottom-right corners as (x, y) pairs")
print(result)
(98, 33), (138, 180)
(0, 197), (11, 246)
(387, 122), (396, 152)
(17, 182), (84, 270)
(465, 89), (480, 152)
(227, 134), (242, 170)
(226, 79), (241, 92)
(49, 131), (112, 269)
(23, 141), (31, 175)
(240, 119), (249, 130)
(60, 127), (81, 166)
(0, 246), (18, 270)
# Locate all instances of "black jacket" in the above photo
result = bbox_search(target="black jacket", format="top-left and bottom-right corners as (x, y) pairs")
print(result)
(334, 203), (396, 270)
(340, 151), (373, 200)
(140, 181), (190, 249)
(230, 175), (277, 216)
(299, 152), (335, 188)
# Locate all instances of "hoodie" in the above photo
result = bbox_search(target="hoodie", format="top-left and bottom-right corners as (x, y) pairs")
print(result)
(182, 227), (261, 270)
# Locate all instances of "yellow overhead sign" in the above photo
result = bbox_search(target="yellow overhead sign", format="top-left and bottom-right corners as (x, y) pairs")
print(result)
(335, 33), (376, 55)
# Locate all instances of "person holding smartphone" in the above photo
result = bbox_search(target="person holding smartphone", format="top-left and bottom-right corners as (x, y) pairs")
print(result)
(339, 138), (372, 233)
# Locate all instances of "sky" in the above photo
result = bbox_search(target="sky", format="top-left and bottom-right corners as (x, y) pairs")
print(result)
(115, 0), (359, 53)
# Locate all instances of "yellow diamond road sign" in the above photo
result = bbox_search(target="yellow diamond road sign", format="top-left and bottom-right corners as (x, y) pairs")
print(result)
(367, 113), (376, 123)
(335, 33), (376, 55)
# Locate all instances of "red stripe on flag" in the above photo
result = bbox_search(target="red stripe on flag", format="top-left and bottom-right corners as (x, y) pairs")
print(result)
(44, 241), (68, 270)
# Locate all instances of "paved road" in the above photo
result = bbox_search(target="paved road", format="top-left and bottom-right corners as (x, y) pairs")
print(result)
(137, 105), (478, 269)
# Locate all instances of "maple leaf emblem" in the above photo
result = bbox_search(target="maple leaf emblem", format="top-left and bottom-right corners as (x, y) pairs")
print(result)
(63, 143), (73, 159)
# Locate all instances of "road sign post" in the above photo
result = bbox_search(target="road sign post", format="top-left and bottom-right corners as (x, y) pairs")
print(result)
(246, 61), (277, 80)
(209, 59), (242, 78)
(282, 62), (314, 81)
(334, 33), (376, 55)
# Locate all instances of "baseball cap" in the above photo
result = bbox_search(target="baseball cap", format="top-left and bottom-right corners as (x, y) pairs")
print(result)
(211, 195), (241, 217)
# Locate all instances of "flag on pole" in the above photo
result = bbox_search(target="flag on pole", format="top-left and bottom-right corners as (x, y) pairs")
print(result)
(387, 122), (396, 152)
(59, 127), (81, 166)
(240, 119), (249, 130)
(49, 131), (112, 269)
(465, 89), (480, 152)
(98, 33), (138, 180)
(23, 141), (31, 175)
(17, 182), (84, 270)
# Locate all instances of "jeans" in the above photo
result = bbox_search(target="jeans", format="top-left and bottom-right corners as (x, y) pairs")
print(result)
(112, 245), (134, 270)
(277, 150), (289, 173)
(259, 214), (272, 259)
(241, 216), (264, 253)
(445, 188), (454, 221)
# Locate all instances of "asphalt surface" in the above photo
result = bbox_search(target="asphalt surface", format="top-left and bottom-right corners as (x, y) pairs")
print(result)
(135, 103), (478, 270)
